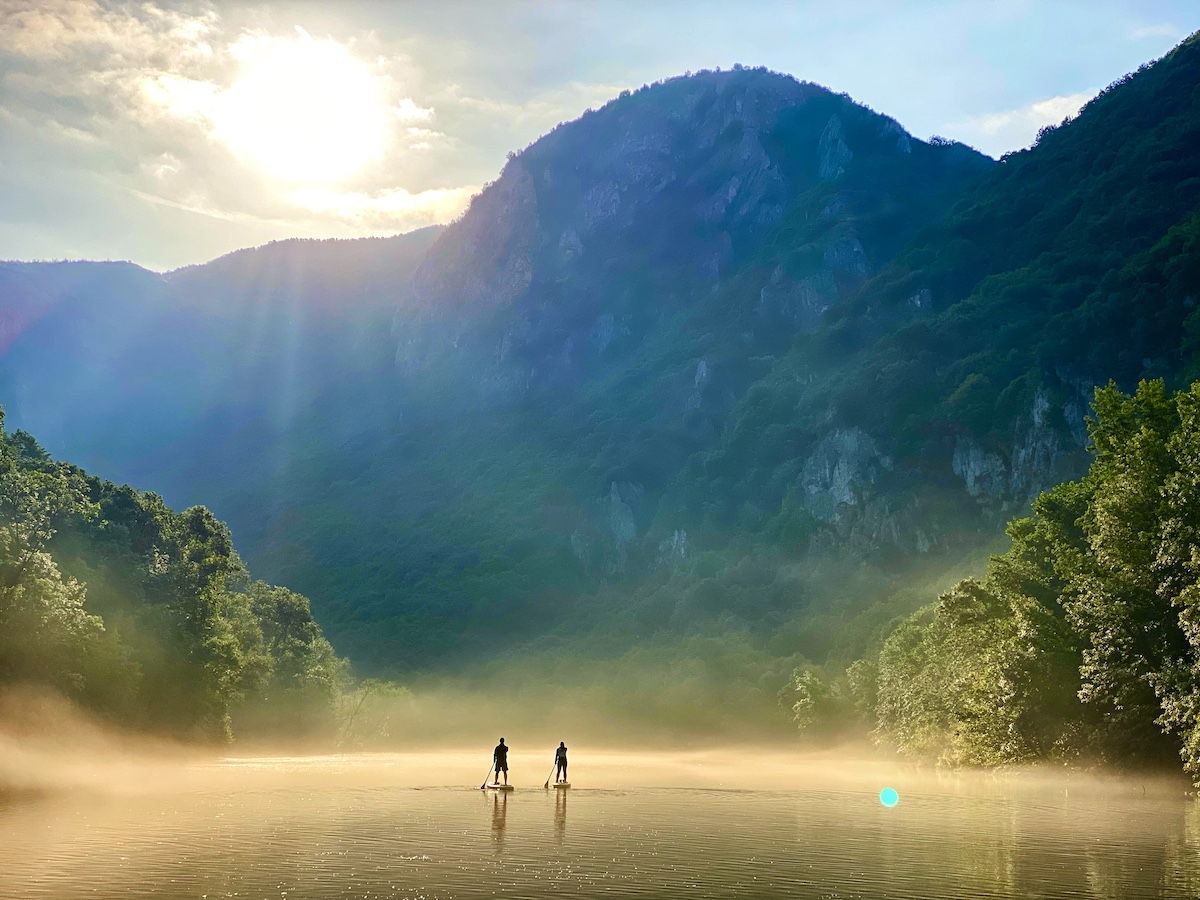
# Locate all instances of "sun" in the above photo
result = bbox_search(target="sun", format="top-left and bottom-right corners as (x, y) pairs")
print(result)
(213, 31), (390, 184)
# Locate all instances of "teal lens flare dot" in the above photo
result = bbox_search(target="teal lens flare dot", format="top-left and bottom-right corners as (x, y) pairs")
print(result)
(879, 787), (899, 807)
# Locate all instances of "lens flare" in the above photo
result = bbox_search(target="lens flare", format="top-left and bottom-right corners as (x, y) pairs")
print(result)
(880, 787), (899, 807)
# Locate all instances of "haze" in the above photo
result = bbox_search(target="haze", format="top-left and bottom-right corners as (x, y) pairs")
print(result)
(2, 690), (1194, 899)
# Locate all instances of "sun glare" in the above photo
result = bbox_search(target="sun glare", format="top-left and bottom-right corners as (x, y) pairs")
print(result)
(213, 31), (390, 183)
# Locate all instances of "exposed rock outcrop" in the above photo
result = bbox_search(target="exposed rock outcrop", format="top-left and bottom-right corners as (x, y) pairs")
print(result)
(952, 388), (1092, 503)
(952, 437), (1007, 499)
(818, 115), (853, 179)
(800, 428), (891, 522)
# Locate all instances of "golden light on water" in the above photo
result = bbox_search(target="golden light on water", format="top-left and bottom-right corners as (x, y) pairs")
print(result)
(212, 29), (390, 183)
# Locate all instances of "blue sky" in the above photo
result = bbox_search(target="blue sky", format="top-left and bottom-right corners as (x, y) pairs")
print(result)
(0, 0), (1195, 270)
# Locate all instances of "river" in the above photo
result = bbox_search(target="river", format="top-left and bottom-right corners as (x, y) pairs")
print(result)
(1, 749), (1197, 898)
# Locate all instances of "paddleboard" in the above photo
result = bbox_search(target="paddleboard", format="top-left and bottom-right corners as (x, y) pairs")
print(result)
(486, 783), (514, 791)
(554, 782), (571, 789)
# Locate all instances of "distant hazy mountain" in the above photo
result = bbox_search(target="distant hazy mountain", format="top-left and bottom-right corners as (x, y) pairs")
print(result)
(3, 38), (1199, 692)
(0, 228), (441, 485)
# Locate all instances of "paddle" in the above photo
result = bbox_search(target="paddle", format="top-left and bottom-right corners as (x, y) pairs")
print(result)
(479, 764), (495, 790)
(542, 761), (557, 789)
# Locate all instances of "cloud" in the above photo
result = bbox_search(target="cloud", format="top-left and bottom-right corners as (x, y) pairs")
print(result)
(1130, 24), (1182, 41)
(447, 80), (630, 129)
(291, 185), (478, 231)
(137, 73), (220, 123)
(134, 29), (427, 184)
(0, 1), (462, 266)
(945, 90), (1097, 157)
(395, 97), (434, 122)
(141, 153), (182, 183)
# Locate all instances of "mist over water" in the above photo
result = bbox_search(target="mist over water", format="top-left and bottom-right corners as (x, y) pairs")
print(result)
(3, 706), (1200, 900)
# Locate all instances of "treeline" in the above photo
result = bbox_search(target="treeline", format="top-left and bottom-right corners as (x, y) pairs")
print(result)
(0, 410), (384, 744)
(789, 380), (1200, 779)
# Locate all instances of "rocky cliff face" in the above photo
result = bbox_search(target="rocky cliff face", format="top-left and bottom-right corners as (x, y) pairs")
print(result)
(951, 385), (1095, 505)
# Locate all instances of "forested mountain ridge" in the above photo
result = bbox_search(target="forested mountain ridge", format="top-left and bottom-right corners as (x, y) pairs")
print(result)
(1, 37), (1198, 718)
(674, 31), (1200, 560)
(0, 226), (439, 503)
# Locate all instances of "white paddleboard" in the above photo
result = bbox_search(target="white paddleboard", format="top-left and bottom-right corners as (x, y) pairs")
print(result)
(486, 783), (514, 791)
(554, 782), (571, 789)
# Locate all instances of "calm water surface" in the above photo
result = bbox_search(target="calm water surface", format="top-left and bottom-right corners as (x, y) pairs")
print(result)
(2, 750), (1199, 899)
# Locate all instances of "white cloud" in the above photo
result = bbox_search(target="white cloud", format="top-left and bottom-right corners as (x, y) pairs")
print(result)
(141, 153), (182, 183)
(128, 29), (443, 187)
(945, 89), (1097, 157)
(291, 185), (477, 230)
(446, 79), (630, 129)
(138, 73), (220, 123)
(395, 97), (435, 122)
(1130, 24), (1182, 41)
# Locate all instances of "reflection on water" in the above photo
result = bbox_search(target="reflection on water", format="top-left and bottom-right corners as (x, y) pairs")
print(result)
(555, 786), (567, 844)
(490, 790), (507, 852)
(1, 752), (1200, 898)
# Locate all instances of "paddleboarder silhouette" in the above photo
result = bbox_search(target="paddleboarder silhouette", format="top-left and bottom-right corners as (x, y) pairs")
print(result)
(493, 738), (509, 785)
(554, 741), (568, 783)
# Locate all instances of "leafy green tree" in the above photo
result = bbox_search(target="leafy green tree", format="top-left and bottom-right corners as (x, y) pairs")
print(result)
(1065, 381), (1183, 764)
(0, 415), (108, 695)
(857, 380), (1200, 775)
(0, 409), (351, 743)
(231, 582), (349, 737)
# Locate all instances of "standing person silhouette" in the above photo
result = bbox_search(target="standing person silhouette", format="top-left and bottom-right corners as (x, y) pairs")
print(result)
(554, 741), (568, 783)
(493, 738), (510, 785)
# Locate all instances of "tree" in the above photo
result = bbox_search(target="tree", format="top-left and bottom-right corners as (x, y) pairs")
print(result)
(0, 414), (109, 696)
(864, 381), (1200, 776)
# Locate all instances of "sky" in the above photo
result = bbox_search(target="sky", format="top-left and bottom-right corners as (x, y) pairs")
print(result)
(0, 0), (1196, 271)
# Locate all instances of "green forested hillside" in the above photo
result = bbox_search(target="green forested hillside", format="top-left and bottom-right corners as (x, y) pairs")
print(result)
(686, 31), (1200, 534)
(0, 411), (346, 741)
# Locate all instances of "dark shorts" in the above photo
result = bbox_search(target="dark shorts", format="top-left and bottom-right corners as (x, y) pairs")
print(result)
(556, 758), (567, 766)
(495, 759), (508, 771)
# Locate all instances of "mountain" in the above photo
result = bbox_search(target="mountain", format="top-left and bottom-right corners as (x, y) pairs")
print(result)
(697, 37), (1200, 529)
(400, 70), (989, 403)
(0, 227), (441, 492)
(2, 40), (1198, 726)
(231, 68), (995, 668)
